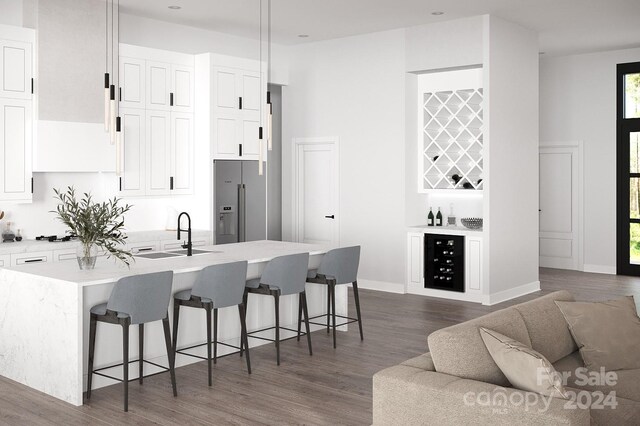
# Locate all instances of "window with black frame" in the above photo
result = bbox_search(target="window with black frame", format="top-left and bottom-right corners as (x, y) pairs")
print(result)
(617, 61), (640, 275)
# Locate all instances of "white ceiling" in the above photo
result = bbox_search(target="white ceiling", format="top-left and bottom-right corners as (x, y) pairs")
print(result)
(118, 0), (640, 56)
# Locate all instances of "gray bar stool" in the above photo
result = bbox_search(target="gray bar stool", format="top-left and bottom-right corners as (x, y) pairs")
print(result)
(298, 246), (362, 348)
(172, 261), (251, 386)
(86, 271), (177, 412)
(242, 253), (312, 365)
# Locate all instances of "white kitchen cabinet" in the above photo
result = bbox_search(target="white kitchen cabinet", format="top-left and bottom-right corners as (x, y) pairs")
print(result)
(146, 110), (172, 196)
(465, 236), (483, 293)
(407, 232), (424, 290)
(170, 112), (193, 195)
(0, 98), (32, 202)
(0, 254), (9, 268)
(119, 56), (145, 109)
(212, 65), (264, 161)
(11, 250), (52, 266)
(126, 241), (160, 254)
(0, 38), (32, 100)
(146, 61), (171, 111)
(171, 65), (194, 113)
(119, 108), (146, 196)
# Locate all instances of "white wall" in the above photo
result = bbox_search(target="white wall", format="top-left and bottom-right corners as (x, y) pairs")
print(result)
(282, 29), (406, 289)
(484, 16), (540, 300)
(0, 0), (23, 26)
(540, 47), (640, 273)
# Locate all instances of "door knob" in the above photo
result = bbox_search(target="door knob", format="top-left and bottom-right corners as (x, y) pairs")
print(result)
(325, 215), (335, 219)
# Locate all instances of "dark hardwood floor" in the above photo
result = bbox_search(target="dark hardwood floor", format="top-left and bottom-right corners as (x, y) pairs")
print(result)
(1, 268), (639, 425)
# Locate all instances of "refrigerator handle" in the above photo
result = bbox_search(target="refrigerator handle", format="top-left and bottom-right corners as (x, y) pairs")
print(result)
(238, 183), (246, 242)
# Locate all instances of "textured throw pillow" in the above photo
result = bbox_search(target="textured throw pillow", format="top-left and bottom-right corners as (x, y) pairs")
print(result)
(555, 296), (640, 371)
(479, 327), (568, 398)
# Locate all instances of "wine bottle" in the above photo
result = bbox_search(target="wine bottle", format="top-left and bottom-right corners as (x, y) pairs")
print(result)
(462, 182), (473, 189)
(427, 207), (434, 226)
(436, 207), (443, 226)
(451, 174), (461, 184)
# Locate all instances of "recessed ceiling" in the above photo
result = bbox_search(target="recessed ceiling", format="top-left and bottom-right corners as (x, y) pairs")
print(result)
(118, 0), (640, 56)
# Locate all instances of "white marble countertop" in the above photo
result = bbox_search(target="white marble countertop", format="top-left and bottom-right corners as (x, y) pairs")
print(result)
(0, 229), (211, 255)
(3, 240), (329, 287)
(408, 225), (483, 236)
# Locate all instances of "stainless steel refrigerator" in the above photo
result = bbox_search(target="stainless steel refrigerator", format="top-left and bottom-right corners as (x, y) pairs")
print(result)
(214, 160), (267, 244)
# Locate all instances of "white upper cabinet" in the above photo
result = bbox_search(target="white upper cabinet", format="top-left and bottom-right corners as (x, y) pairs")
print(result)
(170, 112), (193, 194)
(171, 65), (194, 113)
(146, 110), (172, 196)
(119, 108), (146, 197)
(0, 39), (32, 100)
(146, 61), (171, 111)
(0, 98), (32, 201)
(211, 62), (265, 161)
(119, 57), (145, 109)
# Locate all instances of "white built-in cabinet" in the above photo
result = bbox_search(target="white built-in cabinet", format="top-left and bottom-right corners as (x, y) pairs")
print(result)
(0, 26), (35, 203)
(211, 56), (265, 161)
(118, 44), (194, 196)
(406, 231), (484, 303)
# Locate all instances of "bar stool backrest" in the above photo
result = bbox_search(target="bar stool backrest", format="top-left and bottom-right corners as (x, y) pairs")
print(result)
(107, 271), (174, 325)
(317, 246), (361, 284)
(192, 261), (248, 308)
(260, 253), (310, 296)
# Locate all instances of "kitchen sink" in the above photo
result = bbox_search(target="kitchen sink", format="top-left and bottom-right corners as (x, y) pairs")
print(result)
(135, 248), (222, 260)
(167, 248), (222, 256)
(135, 252), (182, 260)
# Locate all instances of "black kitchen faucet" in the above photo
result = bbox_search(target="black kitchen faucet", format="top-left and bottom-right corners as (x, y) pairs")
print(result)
(177, 212), (192, 256)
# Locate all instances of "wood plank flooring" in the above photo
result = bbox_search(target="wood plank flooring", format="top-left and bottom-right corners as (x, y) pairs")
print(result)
(1, 268), (639, 425)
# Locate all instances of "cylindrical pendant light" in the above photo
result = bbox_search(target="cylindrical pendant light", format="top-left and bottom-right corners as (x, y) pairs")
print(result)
(267, 0), (273, 151)
(110, 85), (116, 145)
(258, 0), (264, 176)
(115, 116), (122, 175)
(104, 0), (110, 132)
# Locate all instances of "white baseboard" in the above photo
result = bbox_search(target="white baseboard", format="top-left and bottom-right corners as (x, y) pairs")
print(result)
(353, 279), (405, 294)
(484, 281), (541, 306)
(582, 264), (616, 275)
(407, 285), (486, 304)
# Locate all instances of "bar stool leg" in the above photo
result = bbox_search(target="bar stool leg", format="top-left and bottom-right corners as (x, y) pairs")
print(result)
(86, 314), (97, 400)
(297, 293), (303, 341)
(122, 320), (130, 412)
(240, 291), (248, 357)
(139, 324), (144, 384)
(274, 291), (280, 366)
(206, 305), (212, 386)
(326, 285), (331, 334)
(172, 301), (180, 353)
(352, 280), (364, 340)
(162, 315), (178, 397)
(330, 280), (337, 349)
(301, 290), (313, 356)
(238, 303), (251, 374)
(213, 308), (218, 365)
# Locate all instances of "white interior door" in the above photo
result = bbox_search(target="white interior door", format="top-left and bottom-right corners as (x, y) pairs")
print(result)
(293, 138), (339, 246)
(539, 146), (581, 270)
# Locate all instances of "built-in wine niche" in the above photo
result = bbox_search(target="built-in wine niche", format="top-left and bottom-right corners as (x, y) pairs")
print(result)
(418, 68), (484, 192)
(424, 234), (465, 292)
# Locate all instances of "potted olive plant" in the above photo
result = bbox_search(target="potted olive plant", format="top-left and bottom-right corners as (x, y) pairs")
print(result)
(52, 187), (134, 269)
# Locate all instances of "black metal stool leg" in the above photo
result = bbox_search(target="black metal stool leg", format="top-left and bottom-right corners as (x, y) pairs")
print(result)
(122, 320), (130, 412)
(330, 280), (337, 349)
(302, 290), (313, 356)
(206, 305), (212, 386)
(86, 314), (97, 400)
(163, 315), (178, 397)
(139, 324), (144, 384)
(297, 293), (302, 341)
(213, 308), (218, 364)
(326, 286), (331, 334)
(274, 291), (280, 366)
(238, 303), (251, 374)
(172, 300), (180, 353)
(240, 291), (248, 357)
(352, 280), (364, 340)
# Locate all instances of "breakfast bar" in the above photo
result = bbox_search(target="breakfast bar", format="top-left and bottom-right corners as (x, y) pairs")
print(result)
(0, 240), (346, 406)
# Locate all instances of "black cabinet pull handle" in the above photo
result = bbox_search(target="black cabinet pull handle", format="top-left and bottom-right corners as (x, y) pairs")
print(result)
(119, 177), (122, 191)
(239, 144), (243, 156)
(138, 247), (153, 252)
(119, 87), (122, 101)
(170, 176), (174, 190)
(24, 258), (44, 263)
(325, 215), (335, 219)
(31, 177), (33, 194)
(170, 92), (174, 106)
(31, 78), (34, 94)
(239, 97), (243, 110)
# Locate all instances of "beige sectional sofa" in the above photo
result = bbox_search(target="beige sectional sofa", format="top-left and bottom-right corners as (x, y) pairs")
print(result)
(373, 291), (640, 425)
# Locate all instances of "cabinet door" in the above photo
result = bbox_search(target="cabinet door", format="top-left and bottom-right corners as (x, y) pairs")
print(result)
(0, 254), (9, 268)
(146, 110), (171, 195)
(171, 65), (194, 113)
(465, 236), (483, 293)
(0, 39), (32, 100)
(214, 112), (241, 158)
(213, 66), (240, 111)
(146, 61), (171, 111)
(119, 57), (145, 109)
(0, 98), (32, 202)
(240, 71), (261, 112)
(119, 108), (146, 196)
(170, 112), (193, 194)
(241, 116), (261, 158)
(11, 251), (52, 266)
(407, 232), (424, 290)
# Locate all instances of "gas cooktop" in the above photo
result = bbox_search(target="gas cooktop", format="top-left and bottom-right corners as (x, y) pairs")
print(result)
(35, 235), (78, 242)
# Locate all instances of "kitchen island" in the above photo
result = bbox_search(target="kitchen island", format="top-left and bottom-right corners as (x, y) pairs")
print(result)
(0, 240), (346, 406)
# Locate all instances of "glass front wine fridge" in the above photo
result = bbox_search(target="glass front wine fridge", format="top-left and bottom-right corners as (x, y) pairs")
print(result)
(424, 234), (465, 292)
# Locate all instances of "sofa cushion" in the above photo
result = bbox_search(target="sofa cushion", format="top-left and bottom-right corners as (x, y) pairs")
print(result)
(428, 306), (531, 386)
(400, 353), (435, 371)
(480, 327), (568, 398)
(513, 290), (578, 363)
(556, 296), (640, 371)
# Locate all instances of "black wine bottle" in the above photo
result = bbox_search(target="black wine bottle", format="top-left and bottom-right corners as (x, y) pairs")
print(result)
(462, 182), (473, 189)
(451, 174), (461, 184)
(436, 207), (443, 226)
(427, 207), (434, 226)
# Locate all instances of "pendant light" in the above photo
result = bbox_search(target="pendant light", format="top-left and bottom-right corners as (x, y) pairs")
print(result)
(109, 0), (116, 145)
(267, 0), (273, 151)
(104, 0), (110, 132)
(114, 0), (122, 175)
(258, 0), (264, 176)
